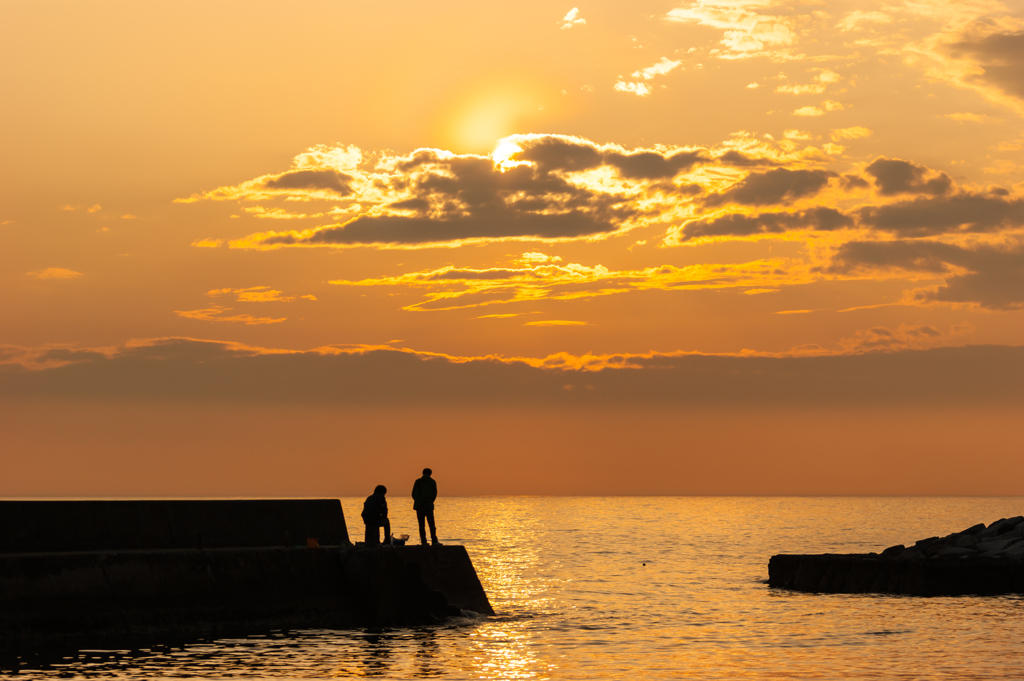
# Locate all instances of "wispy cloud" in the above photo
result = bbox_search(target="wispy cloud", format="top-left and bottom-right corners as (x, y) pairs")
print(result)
(27, 267), (82, 280)
(174, 305), (287, 325)
(329, 253), (815, 311)
(524, 320), (589, 326)
(560, 7), (585, 29)
(664, 0), (796, 58)
(615, 56), (683, 96)
(830, 126), (872, 141)
(775, 69), (841, 95)
(191, 238), (224, 248)
(207, 286), (316, 302)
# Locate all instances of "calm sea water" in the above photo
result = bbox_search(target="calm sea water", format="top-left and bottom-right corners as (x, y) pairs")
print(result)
(10, 497), (1024, 679)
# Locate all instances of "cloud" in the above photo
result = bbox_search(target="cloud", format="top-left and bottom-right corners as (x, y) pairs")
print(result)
(263, 169), (354, 195)
(856, 192), (1024, 237)
(704, 168), (836, 206)
(211, 135), (728, 249)
(2, 337), (1022, 409)
(242, 206), (319, 219)
(794, 106), (823, 117)
(560, 7), (585, 29)
(191, 238), (223, 248)
(27, 267), (83, 280)
(186, 136), (1016, 255)
(206, 286), (315, 303)
(949, 30), (1024, 102)
(524, 320), (588, 326)
(60, 204), (102, 213)
(330, 255), (814, 311)
(775, 69), (841, 95)
(826, 240), (1024, 310)
(615, 57), (683, 96)
(944, 112), (992, 123)
(176, 145), (362, 203)
(174, 305), (287, 325)
(836, 10), (892, 32)
(634, 57), (683, 80)
(836, 323), (972, 354)
(672, 206), (852, 242)
(864, 158), (952, 196)
(614, 81), (652, 96)
(830, 126), (872, 141)
(664, 1), (796, 57)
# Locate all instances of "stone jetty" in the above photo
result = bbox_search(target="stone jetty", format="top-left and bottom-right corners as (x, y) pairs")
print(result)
(769, 516), (1024, 596)
(0, 500), (493, 651)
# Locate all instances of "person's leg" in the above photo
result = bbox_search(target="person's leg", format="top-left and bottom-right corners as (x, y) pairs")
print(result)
(382, 519), (391, 545)
(426, 510), (438, 544)
(417, 510), (428, 545)
(364, 523), (379, 546)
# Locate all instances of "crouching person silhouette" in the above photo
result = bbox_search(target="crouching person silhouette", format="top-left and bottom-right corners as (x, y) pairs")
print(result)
(412, 468), (441, 546)
(361, 484), (391, 546)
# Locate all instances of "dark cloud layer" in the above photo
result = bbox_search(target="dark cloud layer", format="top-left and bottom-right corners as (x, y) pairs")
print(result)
(515, 137), (708, 179)
(704, 168), (836, 207)
(865, 158), (952, 196)
(828, 240), (1024, 309)
(951, 30), (1024, 100)
(268, 151), (639, 245)
(857, 192), (1024, 237)
(3, 339), (1022, 407)
(679, 207), (852, 241)
(264, 169), (354, 195)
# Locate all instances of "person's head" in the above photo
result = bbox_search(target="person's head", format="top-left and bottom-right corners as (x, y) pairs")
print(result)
(422, 468), (432, 477)
(374, 484), (387, 495)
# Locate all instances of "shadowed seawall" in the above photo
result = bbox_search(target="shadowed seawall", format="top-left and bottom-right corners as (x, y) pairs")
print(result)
(0, 500), (493, 650)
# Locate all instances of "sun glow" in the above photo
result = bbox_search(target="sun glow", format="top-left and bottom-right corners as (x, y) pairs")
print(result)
(492, 138), (526, 170)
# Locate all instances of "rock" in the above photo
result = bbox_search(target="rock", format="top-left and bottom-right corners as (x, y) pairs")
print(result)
(977, 538), (1015, 554)
(979, 517), (1024, 539)
(1001, 527), (1024, 541)
(952, 534), (979, 549)
(770, 516), (1024, 595)
(979, 518), (1008, 539)
(896, 547), (925, 561)
(1005, 542), (1024, 559)
(998, 516), (1024, 534)
(938, 546), (978, 557)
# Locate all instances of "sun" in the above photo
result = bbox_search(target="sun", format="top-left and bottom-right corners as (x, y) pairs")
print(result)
(437, 78), (551, 154)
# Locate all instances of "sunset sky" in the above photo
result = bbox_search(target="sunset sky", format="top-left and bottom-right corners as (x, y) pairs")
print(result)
(2, 0), (1022, 498)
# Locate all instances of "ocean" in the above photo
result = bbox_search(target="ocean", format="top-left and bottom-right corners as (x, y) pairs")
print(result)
(9, 496), (1024, 679)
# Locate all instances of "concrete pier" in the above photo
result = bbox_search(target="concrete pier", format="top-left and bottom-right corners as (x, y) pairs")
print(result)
(0, 500), (493, 651)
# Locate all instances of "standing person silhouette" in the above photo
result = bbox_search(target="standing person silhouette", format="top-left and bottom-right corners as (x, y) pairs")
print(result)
(361, 485), (391, 546)
(411, 468), (441, 546)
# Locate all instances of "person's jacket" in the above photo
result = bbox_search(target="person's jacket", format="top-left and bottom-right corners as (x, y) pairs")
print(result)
(361, 492), (388, 525)
(411, 476), (437, 511)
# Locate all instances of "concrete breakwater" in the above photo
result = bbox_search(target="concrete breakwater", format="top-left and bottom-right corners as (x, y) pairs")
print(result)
(0, 500), (493, 651)
(769, 516), (1024, 596)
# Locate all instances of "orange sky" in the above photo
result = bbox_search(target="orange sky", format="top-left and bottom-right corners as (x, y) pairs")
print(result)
(2, 0), (1022, 496)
